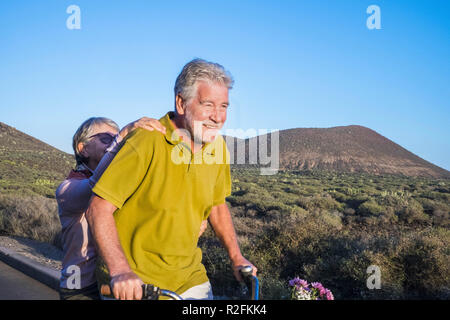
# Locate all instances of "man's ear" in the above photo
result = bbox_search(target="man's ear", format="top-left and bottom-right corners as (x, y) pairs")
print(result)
(77, 142), (88, 158)
(175, 94), (186, 115)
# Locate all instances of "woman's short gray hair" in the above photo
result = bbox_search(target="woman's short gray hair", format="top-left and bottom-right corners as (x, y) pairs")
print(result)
(72, 117), (119, 165)
(174, 58), (234, 107)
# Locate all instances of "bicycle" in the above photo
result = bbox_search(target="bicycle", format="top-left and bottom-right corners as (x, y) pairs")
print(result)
(100, 265), (259, 300)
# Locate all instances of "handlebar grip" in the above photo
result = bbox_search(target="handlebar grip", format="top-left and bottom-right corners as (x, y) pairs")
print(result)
(239, 265), (254, 279)
(238, 265), (259, 300)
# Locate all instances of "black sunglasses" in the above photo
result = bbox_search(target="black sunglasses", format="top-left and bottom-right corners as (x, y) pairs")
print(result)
(88, 132), (115, 145)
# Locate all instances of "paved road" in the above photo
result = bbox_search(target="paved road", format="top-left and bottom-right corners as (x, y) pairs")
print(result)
(0, 260), (59, 300)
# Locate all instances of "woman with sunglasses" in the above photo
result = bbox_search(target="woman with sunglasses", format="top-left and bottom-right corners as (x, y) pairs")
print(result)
(55, 116), (168, 300)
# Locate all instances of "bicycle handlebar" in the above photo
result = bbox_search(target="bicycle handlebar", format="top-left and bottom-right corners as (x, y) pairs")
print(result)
(99, 265), (259, 300)
(100, 283), (183, 300)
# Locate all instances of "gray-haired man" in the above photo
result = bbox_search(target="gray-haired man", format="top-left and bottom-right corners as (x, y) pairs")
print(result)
(86, 58), (257, 300)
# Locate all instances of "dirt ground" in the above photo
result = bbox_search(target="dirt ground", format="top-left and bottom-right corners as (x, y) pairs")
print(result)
(0, 235), (62, 271)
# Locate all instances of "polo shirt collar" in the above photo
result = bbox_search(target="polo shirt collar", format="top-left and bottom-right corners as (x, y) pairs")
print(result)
(159, 112), (182, 146)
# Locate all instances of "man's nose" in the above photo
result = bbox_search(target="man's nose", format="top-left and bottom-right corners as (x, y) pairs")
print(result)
(210, 107), (225, 123)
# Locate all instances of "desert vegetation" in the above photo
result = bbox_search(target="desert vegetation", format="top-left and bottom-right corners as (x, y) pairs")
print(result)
(0, 192), (61, 246)
(0, 167), (449, 299)
(200, 169), (450, 300)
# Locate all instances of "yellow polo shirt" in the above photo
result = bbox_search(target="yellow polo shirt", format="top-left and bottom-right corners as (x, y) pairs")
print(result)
(93, 112), (231, 296)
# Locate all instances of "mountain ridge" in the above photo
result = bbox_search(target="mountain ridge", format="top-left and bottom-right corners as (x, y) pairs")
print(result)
(0, 121), (448, 183)
(224, 124), (450, 179)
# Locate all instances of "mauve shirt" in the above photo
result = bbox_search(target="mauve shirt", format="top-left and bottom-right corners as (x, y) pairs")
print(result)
(55, 142), (120, 289)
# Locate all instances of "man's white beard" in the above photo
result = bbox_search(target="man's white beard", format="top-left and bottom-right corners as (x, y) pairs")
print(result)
(185, 112), (219, 144)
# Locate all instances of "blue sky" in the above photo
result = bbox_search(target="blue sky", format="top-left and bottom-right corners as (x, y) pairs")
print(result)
(0, 0), (449, 170)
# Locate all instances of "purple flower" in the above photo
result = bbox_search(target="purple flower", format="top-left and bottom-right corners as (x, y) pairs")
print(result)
(289, 277), (308, 288)
(298, 279), (308, 288)
(311, 282), (324, 290)
(325, 289), (334, 300)
(289, 277), (334, 300)
(289, 277), (301, 287)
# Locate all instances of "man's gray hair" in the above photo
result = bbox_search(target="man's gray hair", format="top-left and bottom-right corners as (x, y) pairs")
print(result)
(174, 58), (234, 108)
(72, 117), (119, 165)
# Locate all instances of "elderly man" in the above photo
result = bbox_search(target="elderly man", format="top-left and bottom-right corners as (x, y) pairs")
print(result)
(86, 58), (256, 300)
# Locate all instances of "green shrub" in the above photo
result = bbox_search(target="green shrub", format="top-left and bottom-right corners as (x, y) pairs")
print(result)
(398, 231), (450, 299)
(398, 199), (430, 225)
(432, 210), (450, 228)
(358, 199), (385, 216)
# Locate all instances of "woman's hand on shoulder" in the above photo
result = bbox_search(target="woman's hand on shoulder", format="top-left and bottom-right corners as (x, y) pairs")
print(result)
(118, 117), (166, 141)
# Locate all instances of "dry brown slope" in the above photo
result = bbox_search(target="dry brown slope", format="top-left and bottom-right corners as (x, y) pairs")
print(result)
(0, 122), (75, 196)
